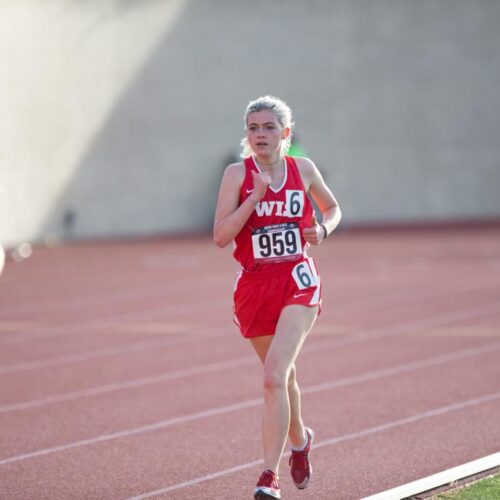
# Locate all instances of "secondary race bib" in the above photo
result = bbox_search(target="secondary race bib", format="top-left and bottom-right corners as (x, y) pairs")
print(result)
(252, 222), (303, 264)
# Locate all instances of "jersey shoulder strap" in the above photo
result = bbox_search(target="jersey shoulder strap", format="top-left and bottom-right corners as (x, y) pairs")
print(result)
(284, 156), (307, 191)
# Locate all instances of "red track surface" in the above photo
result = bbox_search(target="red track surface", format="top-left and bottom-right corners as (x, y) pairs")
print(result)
(1, 227), (499, 499)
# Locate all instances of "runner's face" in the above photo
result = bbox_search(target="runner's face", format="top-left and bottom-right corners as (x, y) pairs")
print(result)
(246, 110), (288, 158)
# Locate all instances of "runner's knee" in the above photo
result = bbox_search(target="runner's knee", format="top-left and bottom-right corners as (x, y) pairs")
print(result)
(263, 365), (288, 392)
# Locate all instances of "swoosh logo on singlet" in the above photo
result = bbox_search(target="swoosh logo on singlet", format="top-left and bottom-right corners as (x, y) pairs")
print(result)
(246, 189), (254, 193)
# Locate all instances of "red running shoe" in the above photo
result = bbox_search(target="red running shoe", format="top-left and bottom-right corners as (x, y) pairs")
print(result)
(289, 427), (314, 489)
(254, 469), (281, 499)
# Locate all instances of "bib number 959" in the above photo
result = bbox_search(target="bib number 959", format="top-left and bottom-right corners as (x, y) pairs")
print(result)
(252, 223), (302, 263)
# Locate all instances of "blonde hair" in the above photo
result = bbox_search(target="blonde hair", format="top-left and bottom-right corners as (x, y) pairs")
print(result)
(240, 95), (294, 158)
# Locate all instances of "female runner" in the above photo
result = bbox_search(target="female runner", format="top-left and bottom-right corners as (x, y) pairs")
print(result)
(214, 96), (341, 499)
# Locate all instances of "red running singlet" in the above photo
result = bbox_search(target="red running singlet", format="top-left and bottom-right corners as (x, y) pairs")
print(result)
(233, 156), (314, 273)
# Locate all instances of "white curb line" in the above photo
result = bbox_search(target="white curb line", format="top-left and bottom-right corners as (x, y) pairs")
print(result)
(362, 452), (500, 500)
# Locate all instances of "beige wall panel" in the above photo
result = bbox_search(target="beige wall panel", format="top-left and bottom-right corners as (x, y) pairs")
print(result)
(2, 0), (499, 245)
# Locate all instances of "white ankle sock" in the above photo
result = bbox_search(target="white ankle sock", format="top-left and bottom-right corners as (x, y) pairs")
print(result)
(291, 431), (308, 451)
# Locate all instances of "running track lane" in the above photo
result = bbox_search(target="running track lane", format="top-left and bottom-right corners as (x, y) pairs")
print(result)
(0, 227), (499, 499)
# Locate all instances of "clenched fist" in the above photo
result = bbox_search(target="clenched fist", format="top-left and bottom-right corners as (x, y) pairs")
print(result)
(250, 170), (272, 202)
(303, 215), (325, 245)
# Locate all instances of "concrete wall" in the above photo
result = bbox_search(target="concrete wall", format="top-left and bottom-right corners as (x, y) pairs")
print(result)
(2, 0), (500, 246)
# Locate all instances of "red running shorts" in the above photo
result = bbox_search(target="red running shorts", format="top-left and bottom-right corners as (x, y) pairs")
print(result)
(233, 257), (321, 339)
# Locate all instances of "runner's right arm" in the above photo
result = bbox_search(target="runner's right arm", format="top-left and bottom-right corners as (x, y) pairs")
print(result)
(213, 164), (270, 248)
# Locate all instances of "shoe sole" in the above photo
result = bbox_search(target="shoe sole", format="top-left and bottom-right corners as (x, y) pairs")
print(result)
(254, 491), (280, 500)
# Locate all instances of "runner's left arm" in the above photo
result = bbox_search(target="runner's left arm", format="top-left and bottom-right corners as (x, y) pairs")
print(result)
(298, 158), (341, 245)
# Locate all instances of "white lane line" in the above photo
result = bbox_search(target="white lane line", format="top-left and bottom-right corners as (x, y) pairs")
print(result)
(0, 269), (228, 317)
(2, 276), (498, 345)
(0, 398), (261, 467)
(0, 263), (394, 317)
(1, 301), (499, 409)
(0, 356), (257, 412)
(0, 332), (229, 375)
(1, 339), (499, 466)
(361, 452), (500, 500)
(304, 301), (500, 354)
(0, 297), (227, 345)
(127, 391), (500, 499)
(333, 280), (500, 315)
(2, 334), (500, 414)
(301, 340), (500, 397)
(0, 281), (174, 316)
(1, 296), (498, 376)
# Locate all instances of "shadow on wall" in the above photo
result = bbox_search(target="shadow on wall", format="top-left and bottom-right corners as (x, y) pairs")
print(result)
(39, 0), (232, 242)
(38, 0), (500, 243)
(39, 0), (343, 243)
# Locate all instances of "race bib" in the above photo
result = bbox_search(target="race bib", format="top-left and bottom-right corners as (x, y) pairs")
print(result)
(252, 222), (303, 264)
(291, 259), (319, 289)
